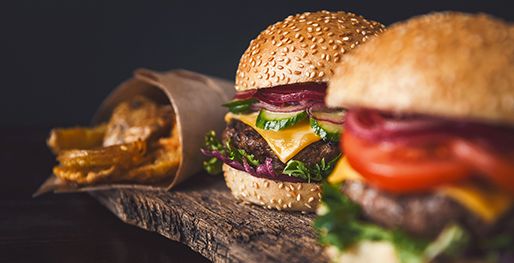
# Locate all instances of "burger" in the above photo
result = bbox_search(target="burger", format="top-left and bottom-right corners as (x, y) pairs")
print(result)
(316, 12), (514, 262)
(202, 11), (384, 212)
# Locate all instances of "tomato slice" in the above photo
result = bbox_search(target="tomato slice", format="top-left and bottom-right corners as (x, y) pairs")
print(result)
(452, 140), (514, 192)
(342, 132), (471, 193)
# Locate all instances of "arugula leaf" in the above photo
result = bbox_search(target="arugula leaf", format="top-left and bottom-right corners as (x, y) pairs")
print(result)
(202, 131), (224, 175)
(283, 154), (341, 182)
(204, 130), (224, 152)
(222, 98), (257, 114)
(202, 130), (260, 175)
(203, 157), (222, 175)
(315, 183), (470, 263)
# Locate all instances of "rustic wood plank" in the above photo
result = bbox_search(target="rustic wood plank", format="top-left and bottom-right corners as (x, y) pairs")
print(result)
(91, 175), (328, 263)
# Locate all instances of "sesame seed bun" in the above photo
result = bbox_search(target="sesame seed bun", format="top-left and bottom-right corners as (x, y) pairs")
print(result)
(235, 10), (384, 91)
(326, 12), (514, 125)
(223, 164), (321, 212)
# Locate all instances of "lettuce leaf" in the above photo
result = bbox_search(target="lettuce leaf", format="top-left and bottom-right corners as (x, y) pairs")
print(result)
(282, 154), (341, 183)
(315, 183), (470, 263)
(202, 130), (260, 175)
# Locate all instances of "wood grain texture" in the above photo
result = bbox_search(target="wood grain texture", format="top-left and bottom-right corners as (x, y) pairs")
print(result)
(91, 175), (328, 263)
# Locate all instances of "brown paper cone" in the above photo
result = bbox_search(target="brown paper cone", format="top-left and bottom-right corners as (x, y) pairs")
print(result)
(35, 69), (234, 195)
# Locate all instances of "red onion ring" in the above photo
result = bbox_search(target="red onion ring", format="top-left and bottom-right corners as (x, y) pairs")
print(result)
(345, 109), (514, 152)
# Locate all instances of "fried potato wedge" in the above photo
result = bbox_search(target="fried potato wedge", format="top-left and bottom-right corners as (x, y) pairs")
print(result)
(127, 135), (181, 183)
(47, 124), (107, 153)
(57, 140), (147, 169)
(103, 96), (174, 146)
(53, 165), (118, 185)
(48, 96), (181, 186)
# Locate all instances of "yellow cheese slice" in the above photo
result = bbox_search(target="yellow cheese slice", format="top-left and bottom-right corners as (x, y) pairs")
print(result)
(328, 157), (513, 222)
(226, 113), (321, 163)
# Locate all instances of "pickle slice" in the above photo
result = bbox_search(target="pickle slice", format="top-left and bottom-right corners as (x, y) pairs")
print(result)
(256, 110), (307, 131)
(310, 118), (342, 142)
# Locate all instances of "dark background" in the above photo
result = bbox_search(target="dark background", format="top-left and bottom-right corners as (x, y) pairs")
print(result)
(0, 1), (512, 262)
(1, 0), (513, 127)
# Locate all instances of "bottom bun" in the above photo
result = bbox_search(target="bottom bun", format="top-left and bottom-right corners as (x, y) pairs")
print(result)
(223, 164), (321, 212)
(326, 241), (399, 263)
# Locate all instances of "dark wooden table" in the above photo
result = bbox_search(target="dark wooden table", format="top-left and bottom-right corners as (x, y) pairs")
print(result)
(0, 127), (209, 263)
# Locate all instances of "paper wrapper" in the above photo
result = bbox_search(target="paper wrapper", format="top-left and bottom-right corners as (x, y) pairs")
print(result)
(35, 69), (234, 195)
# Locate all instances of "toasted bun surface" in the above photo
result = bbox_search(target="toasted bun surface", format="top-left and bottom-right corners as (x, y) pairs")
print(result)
(327, 12), (514, 125)
(235, 10), (384, 91)
(326, 242), (399, 263)
(223, 164), (321, 212)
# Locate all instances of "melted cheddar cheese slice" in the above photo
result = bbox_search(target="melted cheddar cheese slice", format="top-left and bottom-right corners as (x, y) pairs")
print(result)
(329, 157), (513, 223)
(226, 113), (321, 163)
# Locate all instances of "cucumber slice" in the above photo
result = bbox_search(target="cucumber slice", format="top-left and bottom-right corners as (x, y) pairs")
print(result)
(310, 118), (342, 141)
(256, 110), (307, 131)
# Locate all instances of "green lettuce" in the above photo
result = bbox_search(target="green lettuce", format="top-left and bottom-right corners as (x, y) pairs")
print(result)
(202, 131), (260, 175)
(282, 154), (341, 183)
(315, 183), (470, 263)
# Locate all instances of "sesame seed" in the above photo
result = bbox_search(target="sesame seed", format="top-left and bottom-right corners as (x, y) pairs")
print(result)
(264, 181), (270, 188)
(288, 202), (292, 208)
(296, 194), (301, 201)
(310, 187), (317, 192)
(305, 203), (312, 209)
(278, 199), (283, 205)
(308, 197), (315, 203)
(297, 184), (302, 190)
(270, 198), (275, 204)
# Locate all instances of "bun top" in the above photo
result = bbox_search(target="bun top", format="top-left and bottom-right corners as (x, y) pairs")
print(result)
(327, 12), (514, 125)
(235, 10), (384, 91)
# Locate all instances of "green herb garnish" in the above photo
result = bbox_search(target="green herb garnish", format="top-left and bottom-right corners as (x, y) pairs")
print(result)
(282, 154), (341, 182)
(315, 183), (471, 263)
(202, 131), (260, 175)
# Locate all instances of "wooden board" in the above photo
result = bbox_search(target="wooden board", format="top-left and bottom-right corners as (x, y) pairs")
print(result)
(91, 175), (328, 263)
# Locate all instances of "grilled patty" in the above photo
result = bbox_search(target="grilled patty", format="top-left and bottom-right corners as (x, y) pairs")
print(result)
(341, 180), (513, 238)
(222, 119), (340, 176)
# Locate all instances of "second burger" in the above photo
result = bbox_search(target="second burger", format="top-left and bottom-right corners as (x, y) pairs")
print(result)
(202, 10), (384, 212)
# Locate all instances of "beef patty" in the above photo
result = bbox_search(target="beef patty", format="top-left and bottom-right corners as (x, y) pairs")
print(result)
(341, 180), (513, 238)
(222, 119), (340, 176)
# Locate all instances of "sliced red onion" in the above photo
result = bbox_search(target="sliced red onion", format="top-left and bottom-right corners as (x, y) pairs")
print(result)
(255, 90), (325, 105)
(345, 109), (514, 152)
(251, 100), (314, 113)
(256, 158), (275, 177)
(201, 149), (305, 182)
(233, 82), (327, 106)
(307, 104), (346, 124)
(234, 89), (257, 100)
(201, 149), (244, 171)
